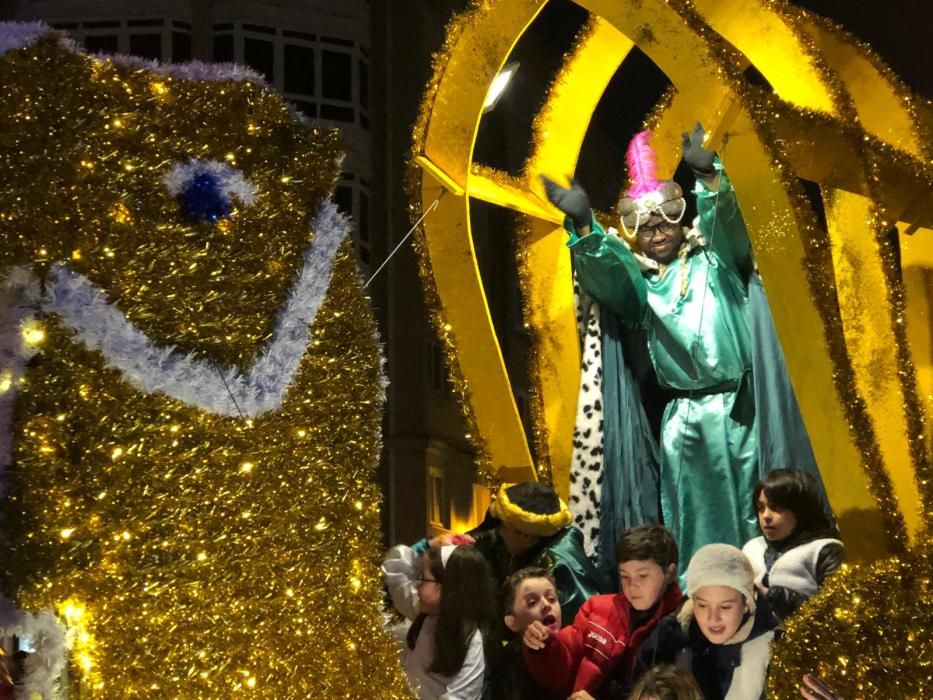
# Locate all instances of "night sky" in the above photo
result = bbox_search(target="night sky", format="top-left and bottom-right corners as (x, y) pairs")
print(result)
(792, 0), (932, 98)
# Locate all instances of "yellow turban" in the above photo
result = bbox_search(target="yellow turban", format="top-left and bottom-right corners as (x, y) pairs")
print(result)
(493, 483), (572, 537)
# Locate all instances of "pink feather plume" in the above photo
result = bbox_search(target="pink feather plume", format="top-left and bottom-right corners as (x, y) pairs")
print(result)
(625, 130), (662, 198)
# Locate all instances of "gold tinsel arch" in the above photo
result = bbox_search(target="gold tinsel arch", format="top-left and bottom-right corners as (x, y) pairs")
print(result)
(411, 1), (931, 692)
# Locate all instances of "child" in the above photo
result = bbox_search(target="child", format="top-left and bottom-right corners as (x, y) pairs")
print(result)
(468, 482), (608, 623)
(383, 544), (498, 700)
(522, 524), (685, 699)
(489, 567), (564, 700)
(680, 543), (778, 700)
(742, 469), (844, 620)
(628, 664), (704, 700)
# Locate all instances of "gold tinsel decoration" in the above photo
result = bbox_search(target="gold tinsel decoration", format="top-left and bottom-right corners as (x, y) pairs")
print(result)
(406, 1), (501, 485)
(1, 33), (411, 698)
(768, 539), (933, 698)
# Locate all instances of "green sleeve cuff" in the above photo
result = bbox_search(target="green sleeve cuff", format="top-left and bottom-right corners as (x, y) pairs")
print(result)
(565, 214), (606, 248)
(693, 157), (729, 198)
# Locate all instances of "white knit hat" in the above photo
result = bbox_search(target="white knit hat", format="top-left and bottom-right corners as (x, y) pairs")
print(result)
(686, 543), (757, 614)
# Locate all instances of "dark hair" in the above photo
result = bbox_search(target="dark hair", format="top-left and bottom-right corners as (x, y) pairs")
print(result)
(408, 546), (499, 677)
(505, 482), (560, 515)
(501, 566), (555, 616)
(615, 524), (678, 569)
(628, 664), (704, 700)
(754, 469), (834, 534)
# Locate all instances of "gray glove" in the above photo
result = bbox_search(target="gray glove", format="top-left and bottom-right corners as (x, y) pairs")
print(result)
(681, 121), (716, 177)
(541, 175), (592, 230)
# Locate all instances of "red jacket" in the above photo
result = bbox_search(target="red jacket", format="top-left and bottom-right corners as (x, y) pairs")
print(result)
(522, 584), (684, 697)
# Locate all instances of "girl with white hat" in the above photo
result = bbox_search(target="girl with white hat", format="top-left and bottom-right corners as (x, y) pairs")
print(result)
(678, 543), (779, 700)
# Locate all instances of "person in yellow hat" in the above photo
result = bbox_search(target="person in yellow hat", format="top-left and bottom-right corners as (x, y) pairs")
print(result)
(468, 482), (608, 624)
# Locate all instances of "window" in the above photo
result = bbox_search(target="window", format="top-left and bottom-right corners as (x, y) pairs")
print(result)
(321, 50), (352, 101)
(207, 24), (368, 129)
(172, 31), (191, 61)
(291, 100), (317, 118)
(320, 104), (354, 122)
(284, 44), (315, 95)
(359, 191), (369, 243)
(334, 185), (353, 216)
(428, 467), (450, 530)
(425, 340), (449, 394)
(213, 34), (233, 62)
(359, 60), (369, 111)
(243, 23), (275, 35)
(244, 37), (274, 82)
(84, 35), (118, 53)
(63, 19), (189, 61)
(129, 33), (161, 60)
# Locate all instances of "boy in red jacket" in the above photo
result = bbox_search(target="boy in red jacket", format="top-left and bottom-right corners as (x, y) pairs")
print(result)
(523, 524), (685, 699)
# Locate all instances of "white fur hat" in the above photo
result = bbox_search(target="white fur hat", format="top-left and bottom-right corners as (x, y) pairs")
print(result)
(686, 543), (757, 613)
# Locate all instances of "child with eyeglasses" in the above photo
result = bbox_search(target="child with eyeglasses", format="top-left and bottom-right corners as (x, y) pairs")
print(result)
(383, 544), (499, 699)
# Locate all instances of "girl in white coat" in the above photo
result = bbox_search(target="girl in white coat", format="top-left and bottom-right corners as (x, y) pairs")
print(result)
(742, 469), (844, 621)
(383, 544), (498, 700)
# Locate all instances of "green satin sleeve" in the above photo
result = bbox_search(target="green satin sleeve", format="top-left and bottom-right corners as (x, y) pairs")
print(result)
(695, 159), (753, 282)
(545, 528), (608, 623)
(565, 215), (648, 327)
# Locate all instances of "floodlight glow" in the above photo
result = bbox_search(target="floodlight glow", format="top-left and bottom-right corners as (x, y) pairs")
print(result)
(483, 62), (519, 113)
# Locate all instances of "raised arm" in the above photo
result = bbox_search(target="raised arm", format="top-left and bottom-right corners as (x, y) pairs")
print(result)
(542, 175), (648, 325)
(682, 123), (753, 281)
(381, 545), (421, 620)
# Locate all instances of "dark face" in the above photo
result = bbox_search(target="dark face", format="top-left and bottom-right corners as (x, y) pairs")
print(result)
(498, 522), (540, 556)
(637, 220), (685, 264)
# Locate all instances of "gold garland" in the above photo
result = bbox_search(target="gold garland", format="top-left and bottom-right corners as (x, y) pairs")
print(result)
(768, 539), (933, 697)
(1, 35), (411, 698)
(513, 214), (554, 485)
(665, 0), (915, 553)
(407, 1), (497, 485)
(770, 7), (932, 503)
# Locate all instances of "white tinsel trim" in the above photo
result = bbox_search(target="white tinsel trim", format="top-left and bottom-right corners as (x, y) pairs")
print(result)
(0, 598), (67, 700)
(162, 159), (258, 208)
(0, 21), (52, 56)
(0, 21), (268, 86)
(106, 54), (267, 86)
(43, 200), (349, 417)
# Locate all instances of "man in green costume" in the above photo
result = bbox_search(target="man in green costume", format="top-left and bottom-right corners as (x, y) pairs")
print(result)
(543, 124), (761, 580)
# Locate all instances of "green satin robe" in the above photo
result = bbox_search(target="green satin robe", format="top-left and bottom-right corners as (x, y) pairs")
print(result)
(568, 163), (759, 580)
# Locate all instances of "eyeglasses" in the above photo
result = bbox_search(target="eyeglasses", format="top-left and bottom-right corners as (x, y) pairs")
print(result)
(636, 220), (679, 240)
(416, 575), (442, 585)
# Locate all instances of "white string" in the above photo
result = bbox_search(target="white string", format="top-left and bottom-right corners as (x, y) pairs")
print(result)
(670, 135), (731, 541)
(363, 191), (444, 289)
(213, 192), (445, 416)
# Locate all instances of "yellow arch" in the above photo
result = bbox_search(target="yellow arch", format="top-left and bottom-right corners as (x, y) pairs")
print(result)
(413, 0), (931, 553)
